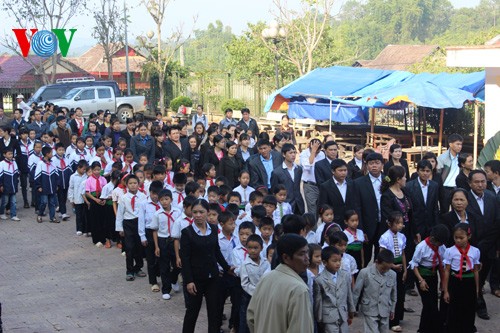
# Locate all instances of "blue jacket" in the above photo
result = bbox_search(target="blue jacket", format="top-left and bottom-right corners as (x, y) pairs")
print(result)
(53, 155), (72, 189)
(0, 159), (19, 194)
(34, 159), (58, 194)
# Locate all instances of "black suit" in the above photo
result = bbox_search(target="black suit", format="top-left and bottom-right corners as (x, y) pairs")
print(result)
(248, 151), (282, 190)
(354, 174), (383, 266)
(218, 155), (243, 188)
(317, 178), (355, 229)
(270, 164), (305, 214)
(314, 157), (332, 186)
(383, 159), (410, 179)
(164, 139), (190, 166)
(237, 118), (259, 138)
(440, 210), (482, 247)
(455, 171), (471, 191)
(406, 179), (439, 239)
(347, 158), (363, 180)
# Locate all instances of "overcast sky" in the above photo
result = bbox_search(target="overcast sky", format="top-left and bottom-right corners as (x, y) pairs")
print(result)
(0, 0), (481, 55)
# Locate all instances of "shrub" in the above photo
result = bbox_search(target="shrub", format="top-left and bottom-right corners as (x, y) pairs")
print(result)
(170, 96), (193, 112)
(221, 98), (246, 112)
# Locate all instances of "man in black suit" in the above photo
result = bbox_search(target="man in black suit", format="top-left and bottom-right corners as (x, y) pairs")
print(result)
(164, 125), (190, 167)
(485, 160), (500, 198)
(271, 143), (305, 214)
(314, 141), (339, 186)
(317, 159), (355, 229)
(236, 108), (259, 139)
(248, 139), (282, 190)
(467, 170), (499, 320)
(353, 152), (384, 267)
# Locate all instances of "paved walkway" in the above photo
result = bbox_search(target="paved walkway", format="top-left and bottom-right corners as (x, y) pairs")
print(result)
(0, 195), (498, 332)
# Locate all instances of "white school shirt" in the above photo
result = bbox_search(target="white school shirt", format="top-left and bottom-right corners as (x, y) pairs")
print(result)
(379, 229), (407, 257)
(65, 144), (76, 159)
(100, 182), (114, 199)
(150, 206), (181, 238)
(138, 198), (162, 242)
(143, 179), (152, 197)
(306, 230), (317, 244)
(235, 209), (251, 226)
(28, 153), (43, 171)
(115, 191), (147, 232)
(112, 187), (126, 203)
(273, 202), (292, 225)
(233, 184), (255, 205)
(171, 213), (194, 239)
(240, 257), (270, 296)
(409, 240), (446, 269)
(121, 161), (137, 174)
(316, 222), (343, 244)
(172, 189), (186, 209)
(68, 172), (86, 204)
(75, 176), (87, 205)
(232, 245), (248, 277)
(344, 228), (365, 245)
(299, 148), (325, 183)
(84, 146), (96, 159)
(70, 149), (89, 165)
(341, 252), (358, 275)
(443, 245), (480, 272)
(218, 232), (240, 266)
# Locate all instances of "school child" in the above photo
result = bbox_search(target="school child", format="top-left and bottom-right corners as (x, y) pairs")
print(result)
(117, 137), (127, 158)
(84, 136), (96, 159)
(121, 149), (136, 174)
(262, 195), (279, 225)
(250, 205), (266, 234)
(409, 224), (450, 333)
(65, 133), (78, 159)
(314, 246), (355, 333)
(308, 243), (323, 279)
(34, 146), (59, 223)
(330, 231), (358, 282)
(172, 195), (197, 285)
(174, 158), (190, 175)
(227, 192), (248, 223)
(138, 180), (163, 292)
(85, 161), (108, 247)
(152, 189), (182, 299)
(378, 211), (407, 332)
(202, 163), (216, 188)
(233, 170), (255, 206)
(89, 143), (108, 172)
(244, 190), (264, 215)
(343, 210), (365, 269)
(185, 181), (201, 198)
(316, 204), (336, 245)
(218, 185), (232, 207)
(112, 173), (128, 251)
(195, 177), (207, 198)
(303, 213), (317, 244)
(353, 250), (397, 333)
(208, 202), (222, 225)
(28, 141), (43, 211)
(100, 170), (120, 248)
(171, 173), (187, 209)
(138, 153), (149, 167)
(116, 174), (148, 280)
(0, 148), (20, 221)
(17, 128), (32, 208)
(272, 184), (292, 222)
(442, 223), (481, 333)
(143, 164), (154, 193)
(216, 176), (228, 187)
(239, 234), (270, 333)
(152, 165), (167, 184)
(68, 160), (89, 235)
(69, 137), (88, 170)
(207, 185), (220, 204)
(101, 135), (114, 164)
(257, 217), (274, 257)
(163, 156), (174, 189)
(216, 211), (241, 333)
(53, 143), (72, 221)
(232, 221), (256, 277)
(135, 170), (147, 195)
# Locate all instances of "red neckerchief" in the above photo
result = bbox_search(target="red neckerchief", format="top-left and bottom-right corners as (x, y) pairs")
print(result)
(177, 191), (184, 204)
(139, 184), (146, 194)
(185, 216), (193, 225)
(57, 155), (66, 169)
(106, 148), (113, 159)
(93, 175), (101, 195)
(242, 247), (248, 260)
(86, 146), (94, 155)
(166, 172), (173, 186)
(207, 178), (215, 186)
(43, 159), (51, 173)
(99, 155), (107, 170)
(150, 201), (160, 211)
(118, 184), (127, 194)
(425, 237), (442, 272)
(455, 243), (472, 280)
(5, 159), (14, 172)
(163, 210), (174, 234)
(346, 228), (358, 241)
(131, 194), (137, 211)
(21, 140), (30, 155)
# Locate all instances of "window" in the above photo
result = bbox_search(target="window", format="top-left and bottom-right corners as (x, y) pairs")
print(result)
(97, 88), (111, 99)
(79, 89), (95, 100)
(41, 87), (64, 101)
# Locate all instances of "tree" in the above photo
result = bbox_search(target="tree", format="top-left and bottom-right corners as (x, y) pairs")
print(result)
(92, 0), (125, 80)
(142, 0), (192, 112)
(1, 0), (87, 84)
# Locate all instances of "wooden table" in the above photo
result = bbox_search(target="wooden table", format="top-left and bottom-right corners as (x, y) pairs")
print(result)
(403, 146), (445, 167)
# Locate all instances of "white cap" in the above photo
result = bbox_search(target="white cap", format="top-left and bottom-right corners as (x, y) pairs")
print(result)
(16, 94), (24, 99)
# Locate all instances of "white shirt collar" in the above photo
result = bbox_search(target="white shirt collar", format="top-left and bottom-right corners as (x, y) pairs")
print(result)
(369, 173), (382, 183)
(417, 177), (428, 188)
(471, 191), (483, 201)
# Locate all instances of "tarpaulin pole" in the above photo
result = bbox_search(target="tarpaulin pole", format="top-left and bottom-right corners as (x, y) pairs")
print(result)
(438, 109), (444, 154)
(474, 102), (479, 168)
(329, 91), (333, 133)
(370, 108), (375, 147)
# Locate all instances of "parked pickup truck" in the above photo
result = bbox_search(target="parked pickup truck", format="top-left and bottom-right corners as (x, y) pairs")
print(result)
(49, 86), (146, 123)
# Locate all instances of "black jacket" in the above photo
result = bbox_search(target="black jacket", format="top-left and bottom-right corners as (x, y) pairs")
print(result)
(218, 155), (243, 188)
(440, 210), (482, 247)
(354, 174), (382, 240)
(405, 178), (439, 238)
(248, 151), (282, 189)
(347, 158), (363, 180)
(317, 178), (355, 228)
(381, 189), (413, 238)
(270, 164), (305, 214)
(455, 171), (471, 191)
(237, 118), (260, 138)
(383, 159), (410, 179)
(314, 157), (332, 186)
(130, 135), (155, 163)
(164, 139), (190, 166)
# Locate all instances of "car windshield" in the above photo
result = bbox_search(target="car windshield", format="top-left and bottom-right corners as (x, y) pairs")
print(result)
(62, 88), (80, 99)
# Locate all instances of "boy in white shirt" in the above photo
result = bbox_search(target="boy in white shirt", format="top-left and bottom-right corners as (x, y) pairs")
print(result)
(67, 160), (88, 235)
(171, 173), (187, 209)
(233, 170), (254, 206)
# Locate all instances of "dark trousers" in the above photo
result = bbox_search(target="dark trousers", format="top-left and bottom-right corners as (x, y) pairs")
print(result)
(75, 203), (86, 232)
(477, 255), (491, 314)
(57, 187), (68, 215)
(363, 223), (386, 267)
(490, 256), (500, 291)
(389, 268), (405, 327)
(182, 277), (220, 333)
(158, 237), (176, 294)
(145, 229), (159, 285)
(217, 273), (241, 330)
(404, 238), (417, 291)
(123, 218), (144, 274)
(239, 291), (251, 333)
(417, 274), (441, 333)
(20, 172), (28, 204)
(446, 275), (476, 333)
(440, 186), (454, 214)
(89, 200), (106, 244)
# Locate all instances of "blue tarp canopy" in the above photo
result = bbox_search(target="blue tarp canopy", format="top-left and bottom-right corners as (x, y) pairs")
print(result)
(264, 65), (485, 120)
(288, 102), (368, 122)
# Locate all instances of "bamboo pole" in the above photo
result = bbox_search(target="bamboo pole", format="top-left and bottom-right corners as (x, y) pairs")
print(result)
(473, 103), (479, 168)
(437, 109), (444, 153)
(370, 108), (375, 146)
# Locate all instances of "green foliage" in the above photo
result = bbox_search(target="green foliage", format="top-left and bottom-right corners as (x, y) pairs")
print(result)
(424, 106), (475, 136)
(221, 98), (246, 111)
(170, 96), (193, 112)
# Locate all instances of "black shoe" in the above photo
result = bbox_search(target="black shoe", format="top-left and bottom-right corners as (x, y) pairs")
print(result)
(24, 202), (30, 209)
(477, 309), (490, 320)
(404, 307), (415, 313)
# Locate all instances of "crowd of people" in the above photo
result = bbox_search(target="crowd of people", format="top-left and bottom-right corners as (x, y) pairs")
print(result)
(1, 98), (499, 333)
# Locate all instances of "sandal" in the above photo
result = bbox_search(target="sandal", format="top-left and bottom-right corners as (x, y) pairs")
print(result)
(391, 326), (403, 332)
(151, 284), (160, 292)
(493, 290), (500, 298)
